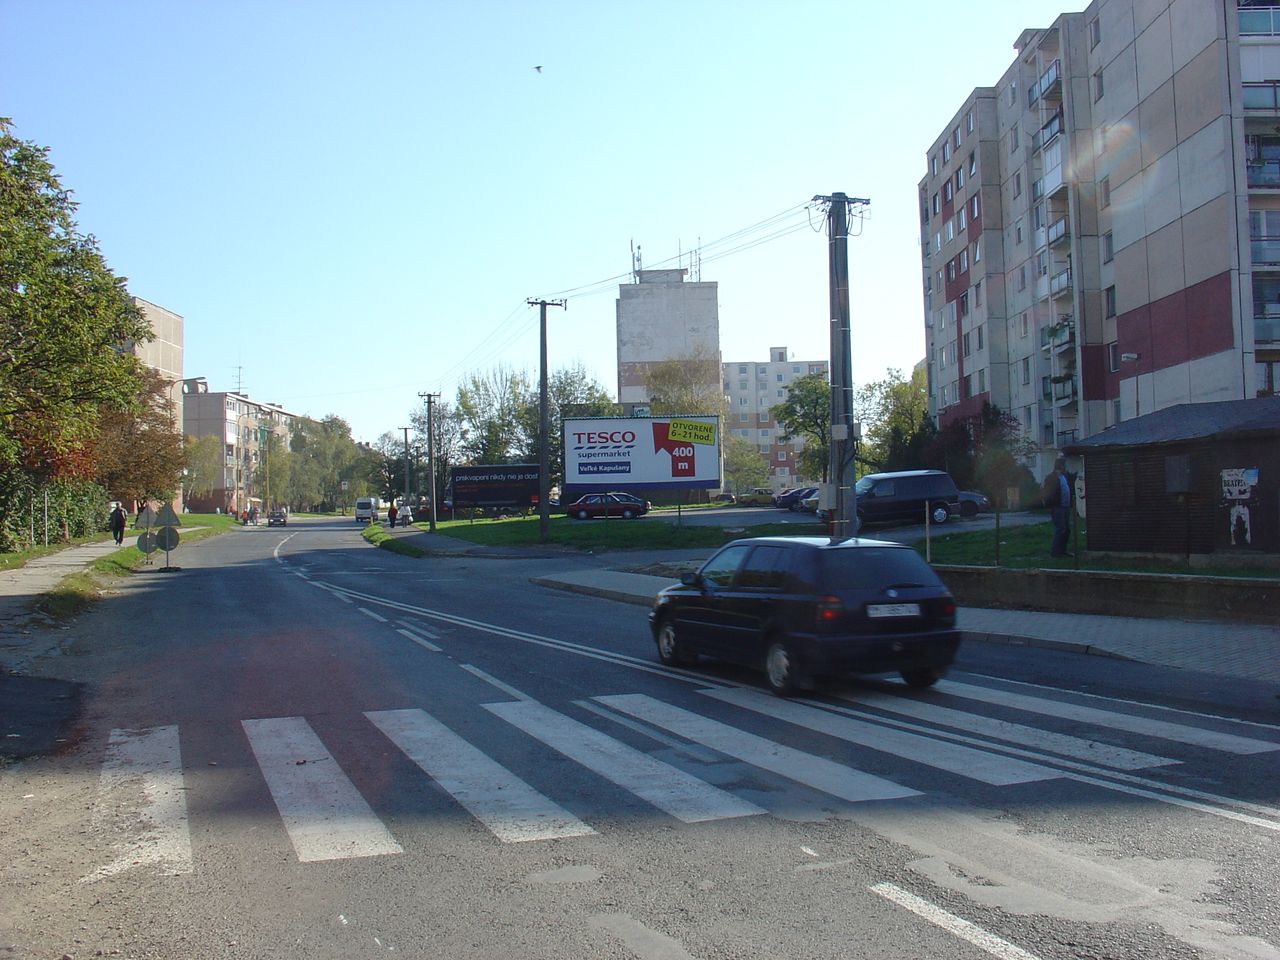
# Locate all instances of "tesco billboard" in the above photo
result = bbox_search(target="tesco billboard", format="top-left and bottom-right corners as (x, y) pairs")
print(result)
(563, 416), (720, 491)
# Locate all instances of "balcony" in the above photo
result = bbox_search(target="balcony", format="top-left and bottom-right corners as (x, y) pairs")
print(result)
(1049, 268), (1073, 298)
(1038, 59), (1062, 101)
(1241, 7), (1280, 36)
(1032, 111), (1064, 153)
(1046, 216), (1069, 247)
(1251, 236), (1280, 267)
(1256, 314), (1280, 344)
(1243, 81), (1280, 111)
(1247, 159), (1280, 188)
(1040, 317), (1075, 353)
(1052, 378), (1079, 406)
(1056, 428), (1079, 447)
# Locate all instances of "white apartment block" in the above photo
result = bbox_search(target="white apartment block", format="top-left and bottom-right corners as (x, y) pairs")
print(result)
(723, 347), (828, 490)
(920, 0), (1276, 478)
(181, 378), (298, 513)
(616, 269), (720, 405)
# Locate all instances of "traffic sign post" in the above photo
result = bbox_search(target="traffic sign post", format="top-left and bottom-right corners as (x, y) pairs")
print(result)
(154, 501), (182, 572)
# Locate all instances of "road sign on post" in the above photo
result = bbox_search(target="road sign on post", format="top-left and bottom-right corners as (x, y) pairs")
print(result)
(154, 501), (182, 572)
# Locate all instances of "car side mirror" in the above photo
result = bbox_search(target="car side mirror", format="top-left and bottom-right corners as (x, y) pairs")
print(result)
(680, 571), (701, 587)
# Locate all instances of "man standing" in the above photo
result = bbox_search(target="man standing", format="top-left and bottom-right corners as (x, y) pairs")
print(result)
(108, 504), (127, 546)
(1041, 456), (1072, 557)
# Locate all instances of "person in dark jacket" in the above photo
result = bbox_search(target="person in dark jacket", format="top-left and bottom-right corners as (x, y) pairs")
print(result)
(108, 505), (127, 545)
(1041, 457), (1072, 557)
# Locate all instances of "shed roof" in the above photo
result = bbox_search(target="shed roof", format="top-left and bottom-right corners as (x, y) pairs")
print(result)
(1066, 397), (1280, 451)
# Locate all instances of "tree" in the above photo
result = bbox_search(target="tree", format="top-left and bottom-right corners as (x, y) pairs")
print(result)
(373, 431), (408, 502)
(853, 367), (934, 474)
(184, 434), (223, 501)
(771, 372), (830, 482)
(455, 366), (529, 465)
(0, 119), (151, 477)
(254, 428), (290, 509)
(91, 367), (185, 504)
(722, 433), (769, 493)
(513, 362), (615, 488)
(643, 344), (727, 420)
(288, 415), (361, 511)
(409, 399), (463, 508)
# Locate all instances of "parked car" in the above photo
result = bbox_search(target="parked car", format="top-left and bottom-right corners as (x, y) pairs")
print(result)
(957, 490), (991, 517)
(736, 487), (775, 507)
(267, 508), (287, 527)
(854, 470), (960, 526)
(649, 536), (960, 695)
(606, 491), (651, 510)
(799, 491), (820, 513)
(568, 493), (650, 519)
(775, 486), (818, 511)
(713, 493), (737, 504)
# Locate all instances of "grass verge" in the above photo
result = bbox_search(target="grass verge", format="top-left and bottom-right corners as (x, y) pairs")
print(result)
(362, 524), (428, 557)
(426, 514), (826, 551)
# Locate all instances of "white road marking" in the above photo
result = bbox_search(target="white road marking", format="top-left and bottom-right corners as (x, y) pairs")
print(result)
(870, 882), (1044, 960)
(937, 681), (1280, 755)
(358, 607), (388, 623)
(397, 628), (442, 652)
(241, 717), (402, 862)
(574, 700), (725, 763)
(836, 690), (1178, 771)
(397, 620), (440, 639)
(459, 664), (533, 701)
(701, 687), (1059, 786)
(367, 708), (595, 842)
(595, 694), (919, 803)
(486, 699), (765, 824)
(83, 725), (193, 882)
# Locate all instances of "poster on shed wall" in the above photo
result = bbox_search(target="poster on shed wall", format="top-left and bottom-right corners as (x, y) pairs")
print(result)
(563, 416), (720, 490)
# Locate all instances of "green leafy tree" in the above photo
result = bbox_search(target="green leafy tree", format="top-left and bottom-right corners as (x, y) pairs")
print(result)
(771, 371), (830, 482)
(184, 434), (223, 502)
(643, 344), (727, 420)
(514, 363), (615, 488)
(288, 415), (362, 510)
(0, 119), (151, 477)
(409, 399), (463, 509)
(853, 367), (934, 474)
(722, 433), (769, 493)
(92, 367), (185, 503)
(455, 366), (530, 465)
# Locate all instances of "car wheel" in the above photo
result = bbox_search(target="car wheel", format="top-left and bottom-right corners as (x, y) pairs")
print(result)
(960, 501), (978, 518)
(901, 667), (944, 688)
(622, 508), (635, 519)
(930, 502), (950, 524)
(577, 509), (590, 520)
(655, 619), (695, 666)
(765, 639), (799, 697)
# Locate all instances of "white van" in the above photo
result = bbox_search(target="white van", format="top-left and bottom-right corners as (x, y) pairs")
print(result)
(354, 497), (380, 524)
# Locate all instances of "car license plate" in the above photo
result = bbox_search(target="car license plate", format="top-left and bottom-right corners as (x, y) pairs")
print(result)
(866, 603), (921, 618)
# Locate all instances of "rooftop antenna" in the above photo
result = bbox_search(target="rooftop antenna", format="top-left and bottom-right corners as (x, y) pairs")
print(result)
(234, 365), (244, 395)
(694, 237), (702, 282)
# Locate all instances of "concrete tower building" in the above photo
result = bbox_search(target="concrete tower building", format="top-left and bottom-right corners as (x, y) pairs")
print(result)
(616, 269), (721, 406)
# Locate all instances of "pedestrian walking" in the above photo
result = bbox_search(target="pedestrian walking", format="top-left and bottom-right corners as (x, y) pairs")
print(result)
(1040, 456), (1073, 557)
(108, 504), (127, 545)
(387, 502), (398, 528)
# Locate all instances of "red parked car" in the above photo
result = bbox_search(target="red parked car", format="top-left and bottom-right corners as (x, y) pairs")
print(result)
(567, 493), (650, 520)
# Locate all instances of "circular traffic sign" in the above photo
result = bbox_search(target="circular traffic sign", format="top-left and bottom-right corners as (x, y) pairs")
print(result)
(156, 527), (180, 551)
(137, 531), (158, 555)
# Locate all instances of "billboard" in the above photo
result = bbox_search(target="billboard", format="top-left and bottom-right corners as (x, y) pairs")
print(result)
(563, 416), (720, 491)
(450, 464), (540, 508)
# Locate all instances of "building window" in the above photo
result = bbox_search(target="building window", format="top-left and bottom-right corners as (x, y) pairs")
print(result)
(1108, 342), (1119, 373)
(959, 249), (969, 273)
(759, 429), (770, 438)
(738, 412), (748, 422)
(957, 207), (967, 231)
(970, 194), (980, 219)
(1032, 203), (1045, 230)
(943, 141), (951, 163)
(931, 155), (938, 176)
(944, 181), (953, 203)
(1100, 175), (1111, 208)
(932, 192), (940, 215)
(738, 365), (747, 373)
(1021, 358), (1032, 385)
(936, 269), (943, 289)
(973, 237), (982, 262)
(956, 167), (965, 190)
(946, 220), (955, 242)
(1013, 172), (1023, 199)
(966, 110), (974, 133)
(978, 368), (986, 393)
(959, 294), (970, 320)
(954, 126), (962, 148)
(1105, 284), (1117, 317)
(1018, 265), (1027, 291)
(1103, 230), (1114, 263)
(1094, 69), (1105, 102)
(1009, 127), (1019, 154)
(739, 380), (747, 390)
(740, 397), (748, 406)
(776, 373), (783, 382)
(963, 331), (972, 356)
(976, 323), (984, 350)
(1015, 219), (1024, 244)
(1258, 360), (1279, 396)
(946, 260), (956, 282)
(935, 232), (942, 253)
(969, 153), (977, 177)
(1037, 250), (1049, 277)
(1020, 312), (1029, 338)
(1090, 16), (1101, 49)
(1008, 82), (1017, 106)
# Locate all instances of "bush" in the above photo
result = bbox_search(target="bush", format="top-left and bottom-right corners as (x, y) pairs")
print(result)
(0, 471), (109, 552)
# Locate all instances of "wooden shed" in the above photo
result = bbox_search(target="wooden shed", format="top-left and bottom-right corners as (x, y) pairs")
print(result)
(1065, 397), (1280, 556)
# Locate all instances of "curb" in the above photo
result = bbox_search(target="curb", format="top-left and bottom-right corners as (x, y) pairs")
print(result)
(959, 630), (1134, 660)
(529, 576), (655, 607)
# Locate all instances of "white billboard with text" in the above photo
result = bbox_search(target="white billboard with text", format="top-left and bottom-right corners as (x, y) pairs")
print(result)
(563, 416), (720, 490)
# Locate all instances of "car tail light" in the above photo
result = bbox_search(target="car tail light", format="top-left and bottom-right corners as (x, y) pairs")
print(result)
(816, 596), (843, 628)
(937, 598), (956, 626)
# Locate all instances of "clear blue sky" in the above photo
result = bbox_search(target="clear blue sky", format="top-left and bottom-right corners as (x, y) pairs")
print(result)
(3, 0), (1077, 443)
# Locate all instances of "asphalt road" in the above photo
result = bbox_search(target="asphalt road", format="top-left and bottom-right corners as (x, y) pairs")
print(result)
(2, 517), (1278, 960)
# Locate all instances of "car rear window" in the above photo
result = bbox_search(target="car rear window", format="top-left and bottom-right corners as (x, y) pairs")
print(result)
(818, 548), (944, 591)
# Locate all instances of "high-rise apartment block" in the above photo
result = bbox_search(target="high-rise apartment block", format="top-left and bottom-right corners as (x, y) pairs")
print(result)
(722, 347), (828, 490)
(616, 269), (720, 405)
(920, 1), (1276, 477)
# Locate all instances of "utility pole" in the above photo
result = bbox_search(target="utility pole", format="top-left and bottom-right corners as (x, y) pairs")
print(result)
(527, 298), (567, 543)
(419, 391), (440, 531)
(813, 192), (870, 540)
(399, 427), (411, 519)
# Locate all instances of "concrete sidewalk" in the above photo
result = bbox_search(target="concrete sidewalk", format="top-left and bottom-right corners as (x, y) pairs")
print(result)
(528, 567), (1280, 686)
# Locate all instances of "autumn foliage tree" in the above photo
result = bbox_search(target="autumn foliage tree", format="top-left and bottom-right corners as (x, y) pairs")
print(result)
(92, 368), (185, 503)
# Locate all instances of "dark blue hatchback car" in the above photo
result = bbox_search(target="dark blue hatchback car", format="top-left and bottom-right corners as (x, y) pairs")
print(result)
(649, 536), (960, 696)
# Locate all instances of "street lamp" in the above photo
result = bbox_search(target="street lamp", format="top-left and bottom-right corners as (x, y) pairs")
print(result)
(1120, 352), (1141, 418)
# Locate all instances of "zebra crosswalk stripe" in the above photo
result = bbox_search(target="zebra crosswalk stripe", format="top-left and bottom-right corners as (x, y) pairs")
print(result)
(701, 687), (1061, 786)
(242, 716), (403, 862)
(595, 694), (920, 803)
(366, 708), (596, 842)
(485, 699), (766, 823)
(936, 681), (1280, 755)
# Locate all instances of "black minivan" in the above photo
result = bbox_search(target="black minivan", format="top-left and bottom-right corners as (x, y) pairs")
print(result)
(650, 536), (961, 696)
(855, 470), (960, 526)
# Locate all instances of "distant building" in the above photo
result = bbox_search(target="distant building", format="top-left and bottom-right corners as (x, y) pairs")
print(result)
(722, 346), (828, 490)
(181, 378), (299, 514)
(616, 269), (720, 405)
(123, 297), (185, 508)
(920, 1), (1270, 480)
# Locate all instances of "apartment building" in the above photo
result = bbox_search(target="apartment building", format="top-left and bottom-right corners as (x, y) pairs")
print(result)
(616, 268), (721, 405)
(921, 0), (1272, 478)
(723, 347), (828, 490)
(181, 378), (298, 514)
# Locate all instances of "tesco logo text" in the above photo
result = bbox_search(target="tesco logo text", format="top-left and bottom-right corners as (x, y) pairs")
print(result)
(572, 431), (636, 444)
